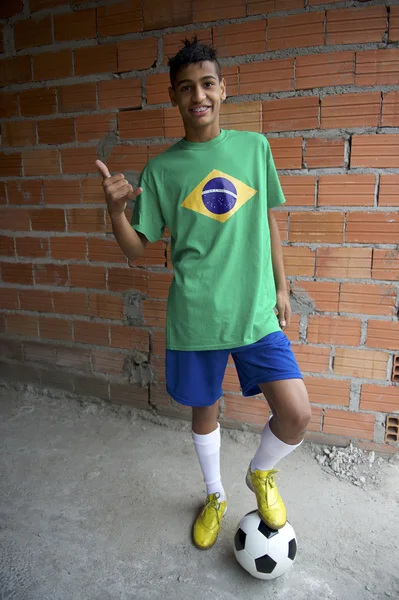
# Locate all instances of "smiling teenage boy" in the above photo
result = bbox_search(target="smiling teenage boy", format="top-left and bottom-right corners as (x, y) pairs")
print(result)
(96, 38), (311, 551)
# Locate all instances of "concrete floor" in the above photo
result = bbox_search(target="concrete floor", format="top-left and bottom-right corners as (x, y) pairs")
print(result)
(0, 386), (398, 600)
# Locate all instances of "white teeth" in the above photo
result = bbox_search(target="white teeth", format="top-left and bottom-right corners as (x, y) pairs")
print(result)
(192, 106), (209, 113)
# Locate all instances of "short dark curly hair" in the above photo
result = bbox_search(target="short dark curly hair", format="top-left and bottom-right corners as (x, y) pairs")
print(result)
(168, 36), (221, 88)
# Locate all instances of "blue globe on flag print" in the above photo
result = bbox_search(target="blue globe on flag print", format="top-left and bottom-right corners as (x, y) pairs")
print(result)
(202, 177), (238, 215)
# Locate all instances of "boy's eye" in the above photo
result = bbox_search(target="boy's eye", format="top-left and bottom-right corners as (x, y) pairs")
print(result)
(204, 82), (213, 87)
(181, 86), (190, 92)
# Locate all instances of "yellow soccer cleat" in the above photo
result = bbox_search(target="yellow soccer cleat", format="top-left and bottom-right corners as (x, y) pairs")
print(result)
(246, 466), (287, 530)
(192, 492), (227, 551)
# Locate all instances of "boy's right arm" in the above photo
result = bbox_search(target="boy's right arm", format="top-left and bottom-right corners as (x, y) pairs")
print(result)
(96, 160), (148, 263)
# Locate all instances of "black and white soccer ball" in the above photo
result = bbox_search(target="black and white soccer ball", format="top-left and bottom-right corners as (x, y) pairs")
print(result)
(233, 510), (297, 580)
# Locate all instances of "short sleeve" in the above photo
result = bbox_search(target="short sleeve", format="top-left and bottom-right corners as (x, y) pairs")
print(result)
(265, 140), (286, 209)
(131, 172), (165, 243)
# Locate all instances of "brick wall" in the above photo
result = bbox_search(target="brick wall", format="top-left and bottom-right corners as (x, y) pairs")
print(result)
(1, 0), (398, 452)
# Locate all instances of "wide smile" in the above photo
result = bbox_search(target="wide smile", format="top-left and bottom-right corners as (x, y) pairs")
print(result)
(189, 106), (211, 117)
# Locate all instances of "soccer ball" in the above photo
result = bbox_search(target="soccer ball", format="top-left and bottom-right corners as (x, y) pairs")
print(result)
(233, 510), (297, 580)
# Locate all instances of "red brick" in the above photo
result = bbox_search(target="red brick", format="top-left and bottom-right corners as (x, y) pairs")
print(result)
(323, 409), (375, 440)
(263, 96), (318, 133)
(304, 376), (351, 407)
(283, 246), (315, 277)
(143, 299), (167, 326)
(0, 182), (5, 205)
(372, 249), (399, 281)
(163, 107), (185, 138)
(76, 114), (116, 143)
(326, 6), (386, 45)
(305, 138), (345, 168)
(118, 37), (157, 72)
(214, 20), (266, 58)
(223, 365), (241, 393)
(58, 83), (97, 113)
(389, 6), (399, 42)
(74, 320), (109, 345)
(291, 281), (340, 312)
(66, 208), (104, 233)
(30, 0), (65, 10)
(318, 174), (375, 207)
(92, 349), (126, 375)
(20, 88), (57, 117)
(55, 345), (91, 371)
(43, 180), (80, 205)
(381, 92), (399, 127)
(98, 78), (141, 110)
(148, 144), (171, 159)
(294, 345), (331, 374)
(0, 92), (19, 118)
(33, 50), (73, 81)
(1, 262), (33, 285)
(119, 109), (164, 139)
(54, 8), (96, 41)
(346, 212), (399, 244)
(16, 237), (48, 258)
(352, 134), (399, 168)
(75, 44), (117, 76)
(0, 207), (30, 230)
(290, 212), (344, 243)
(14, 15), (52, 51)
(0, 288), (19, 310)
(74, 374), (109, 400)
(285, 314), (300, 343)
(108, 266), (147, 293)
(248, 0), (303, 14)
(239, 59), (294, 95)
(0, 236), (15, 257)
(6, 313), (38, 337)
(38, 118), (75, 145)
(135, 240), (167, 267)
(0, 152), (22, 177)
(221, 101), (262, 133)
(316, 247), (372, 279)
(224, 394), (270, 424)
(34, 263), (68, 286)
(393, 357), (399, 383)
(0, 0), (23, 18)
(19, 289), (53, 312)
(356, 49), (399, 87)
(30, 208), (65, 232)
(23, 149), (60, 176)
(147, 271), (173, 299)
(39, 316), (73, 341)
(110, 382), (149, 408)
(339, 283), (396, 317)
(321, 92), (381, 129)
(110, 325), (149, 352)
(97, 0), (142, 36)
(7, 180), (42, 205)
(307, 406), (323, 433)
(146, 73), (171, 105)
(106, 145), (148, 173)
(61, 147), (98, 174)
(308, 315), (362, 346)
(143, 0), (191, 30)
(89, 293), (124, 319)
(223, 65), (239, 97)
(53, 291), (89, 316)
(280, 176), (316, 208)
(69, 264), (106, 289)
(268, 138), (302, 169)
(334, 347), (388, 380)
(88, 237), (127, 264)
(80, 178), (102, 204)
(163, 29), (212, 65)
(2, 122), (36, 148)
(193, 0), (245, 22)
(268, 12), (324, 51)
(360, 384), (399, 413)
(366, 320), (399, 351)
(296, 51), (354, 90)
(0, 55), (31, 86)
(50, 236), (86, 260)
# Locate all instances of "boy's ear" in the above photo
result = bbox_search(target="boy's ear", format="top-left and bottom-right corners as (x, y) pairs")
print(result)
(220, 77), (227, 101)
(169, 86), (177, 107)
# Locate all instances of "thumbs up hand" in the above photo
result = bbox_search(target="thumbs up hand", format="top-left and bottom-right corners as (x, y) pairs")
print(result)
(95, 160), (142, 218)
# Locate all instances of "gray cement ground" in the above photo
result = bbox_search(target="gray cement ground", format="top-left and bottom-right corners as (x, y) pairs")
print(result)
(0, 386), (398, 600)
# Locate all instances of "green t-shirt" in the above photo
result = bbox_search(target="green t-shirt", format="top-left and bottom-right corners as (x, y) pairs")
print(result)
(131, 129), (286, 351)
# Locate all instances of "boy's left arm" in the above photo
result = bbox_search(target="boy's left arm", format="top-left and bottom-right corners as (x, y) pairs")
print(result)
(268, 208), (291, 330)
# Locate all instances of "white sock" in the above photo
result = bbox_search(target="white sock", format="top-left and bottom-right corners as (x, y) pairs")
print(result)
(192, 423), (226, 501)
(251, 417), (302, 472)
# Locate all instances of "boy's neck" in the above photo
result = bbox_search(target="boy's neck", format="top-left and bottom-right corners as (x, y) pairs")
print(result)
(183, 122), (221, 143)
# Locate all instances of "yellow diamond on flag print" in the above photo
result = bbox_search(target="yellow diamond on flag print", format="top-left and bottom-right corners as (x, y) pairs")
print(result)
(181, 169), (258, 223)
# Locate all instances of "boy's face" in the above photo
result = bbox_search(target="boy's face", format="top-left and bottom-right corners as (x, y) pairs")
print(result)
(169, 61), (226, 133)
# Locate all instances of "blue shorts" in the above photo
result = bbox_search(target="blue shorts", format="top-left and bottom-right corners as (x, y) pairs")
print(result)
(166, 331), (303, 407)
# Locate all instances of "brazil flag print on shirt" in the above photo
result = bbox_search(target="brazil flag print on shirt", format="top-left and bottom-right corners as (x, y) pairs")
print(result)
(131, 129), (286, 351)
